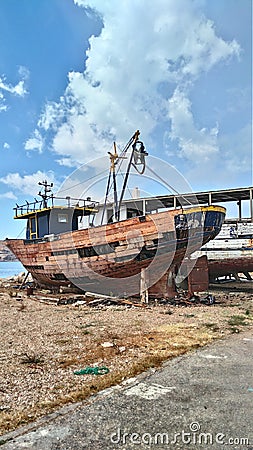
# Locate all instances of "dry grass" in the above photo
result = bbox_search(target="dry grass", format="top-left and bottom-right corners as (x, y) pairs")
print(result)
(0, 286), (252, 435)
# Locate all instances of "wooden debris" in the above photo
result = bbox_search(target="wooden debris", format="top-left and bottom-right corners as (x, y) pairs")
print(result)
(23, 289), (147, 308)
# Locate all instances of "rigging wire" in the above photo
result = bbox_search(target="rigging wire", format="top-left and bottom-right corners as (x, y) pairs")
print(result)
(101, 134), (139, 219)
(118, 171), (142, 215)
(59, 134), (140, 205)
(58, 168), (109, 195)
(58, 138), (131, 198)
(55, 134), (194, 220)
(145, 165), (194, 206)
(16, 226), (26, 238)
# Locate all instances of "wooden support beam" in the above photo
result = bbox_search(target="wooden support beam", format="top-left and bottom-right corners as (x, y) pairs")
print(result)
(140, 268), (149, 303)
(148, 269), (177, 298)
(18, 272), (30, 291)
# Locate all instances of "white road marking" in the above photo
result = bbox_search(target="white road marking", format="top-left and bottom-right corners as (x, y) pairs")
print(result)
(199, 354), (228, 359)
(124, 382), (176, 400)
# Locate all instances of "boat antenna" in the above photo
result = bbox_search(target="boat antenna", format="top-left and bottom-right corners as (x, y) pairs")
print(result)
(38, 180), (53, 208)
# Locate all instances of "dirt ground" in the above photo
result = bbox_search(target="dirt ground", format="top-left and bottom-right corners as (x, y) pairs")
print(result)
(0, 281), (252, 435)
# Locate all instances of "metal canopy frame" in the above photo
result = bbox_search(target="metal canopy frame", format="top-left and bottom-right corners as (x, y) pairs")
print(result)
(116, 186), (253, 221)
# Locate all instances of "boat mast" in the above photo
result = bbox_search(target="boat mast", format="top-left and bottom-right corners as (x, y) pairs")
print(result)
(117, 130), (140, 220)
(100, 142), (120, 224)
(101, 130), (146, 224)
(109, 143), (119, 222)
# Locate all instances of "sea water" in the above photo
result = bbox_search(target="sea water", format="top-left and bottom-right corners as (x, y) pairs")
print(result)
(0, 261), (26, 278)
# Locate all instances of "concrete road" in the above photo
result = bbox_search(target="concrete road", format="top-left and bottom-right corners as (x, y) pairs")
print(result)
(1, 331), (253, 449)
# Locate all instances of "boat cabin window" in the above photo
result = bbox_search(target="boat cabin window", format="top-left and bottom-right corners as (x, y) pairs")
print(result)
(28, 216), (37, 240)
(25, 209), (80, 240)
(58, 214), (68, 223)
(30, 217), (36, 233)
(127, 208), (142, 219)
(26, 213), (49, 240)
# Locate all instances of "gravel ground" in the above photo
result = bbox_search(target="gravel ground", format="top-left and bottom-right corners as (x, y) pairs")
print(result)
(0, 280), (252, 435)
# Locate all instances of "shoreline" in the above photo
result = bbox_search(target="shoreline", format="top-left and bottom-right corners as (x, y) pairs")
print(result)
(0, 263), (26, 281)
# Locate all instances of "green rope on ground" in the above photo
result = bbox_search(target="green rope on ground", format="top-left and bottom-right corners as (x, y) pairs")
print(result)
(74, 366), (109, 375)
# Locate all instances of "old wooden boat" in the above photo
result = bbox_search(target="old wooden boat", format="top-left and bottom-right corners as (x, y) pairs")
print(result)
(200, 222), (253, 280)
(5, 131), (226, 296)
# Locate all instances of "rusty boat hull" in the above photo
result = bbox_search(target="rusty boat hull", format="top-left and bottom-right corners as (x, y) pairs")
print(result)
(195, 222), (253, 280)
(206, 241), (253, 279)
(6, 205), (225, 296)
(208, 258), (253, 278)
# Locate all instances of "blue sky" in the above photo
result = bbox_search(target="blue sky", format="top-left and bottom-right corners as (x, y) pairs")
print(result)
(0, 0), (252, 239)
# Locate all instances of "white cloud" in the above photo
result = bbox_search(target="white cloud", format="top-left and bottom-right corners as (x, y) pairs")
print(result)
(24, 129), (44, 153)
(18, 65), (30, 81)
(0, 77), (27, 97)
(0, 91), (7, 112)
(220, 123), (252, 177)
(0, 191), (17, 200)
(56, 157), (78, 167)
(180, 17), (240, 77)
(0, 171), (57, 197)
(167, 87), (219, 161)
(52, 113), (112, 163)
(183, 122), (252, 189)
(38, 96), (70, 131)
(34, 0), (240, 166)
(3, 142), (10, 150)
(0, 67), (29, 113)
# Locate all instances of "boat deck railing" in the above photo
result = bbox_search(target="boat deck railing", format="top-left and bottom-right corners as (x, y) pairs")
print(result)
(14, 195), (99, 217)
